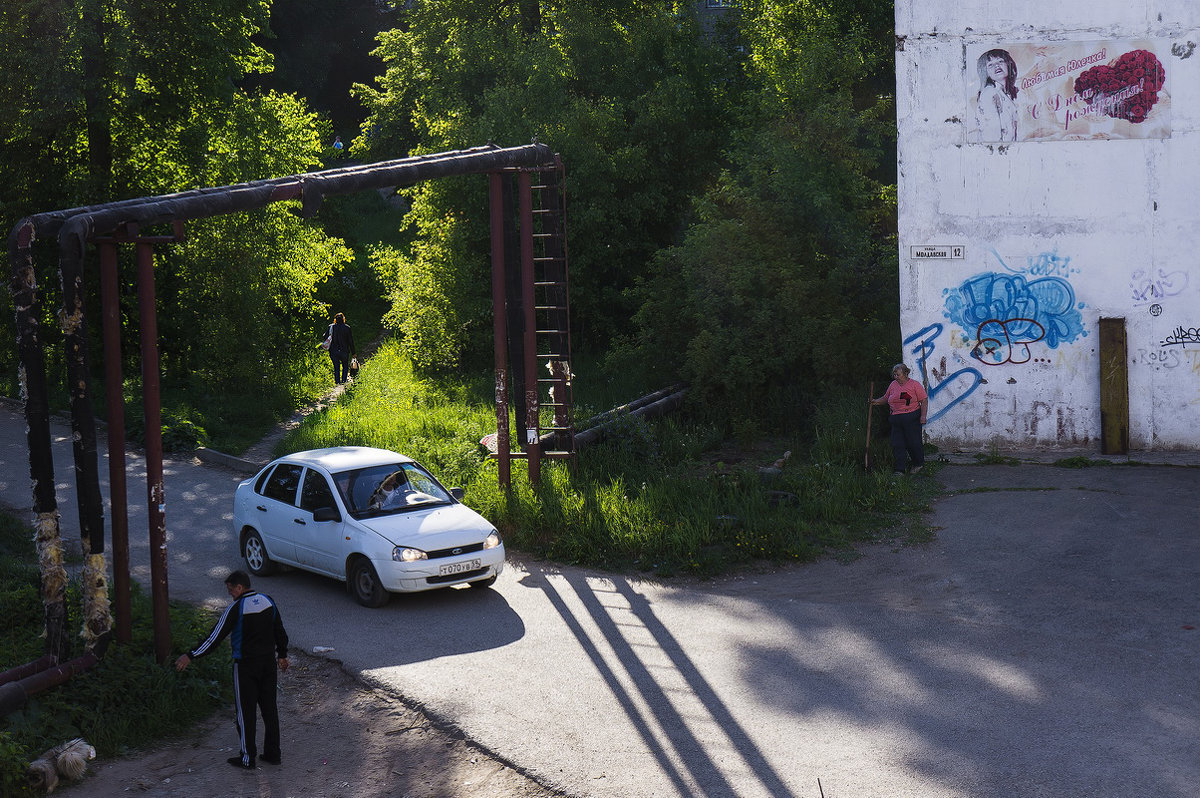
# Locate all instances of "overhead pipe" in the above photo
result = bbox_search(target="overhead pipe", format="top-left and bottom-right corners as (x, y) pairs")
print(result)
(7, 143), (561, 674)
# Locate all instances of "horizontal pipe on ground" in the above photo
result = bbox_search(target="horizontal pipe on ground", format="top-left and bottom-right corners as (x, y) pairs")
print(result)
(0, 654), (57, 687)
(0, 652), (100, 719)
(575, 384), (686, 432)
(573, 389), (687, 449)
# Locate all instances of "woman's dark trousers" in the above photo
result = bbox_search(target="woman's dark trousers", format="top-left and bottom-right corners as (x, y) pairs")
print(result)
(889, 409), (924, 472)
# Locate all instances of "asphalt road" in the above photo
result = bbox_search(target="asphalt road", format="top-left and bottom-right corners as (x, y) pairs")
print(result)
(3, 402), (1199, 798)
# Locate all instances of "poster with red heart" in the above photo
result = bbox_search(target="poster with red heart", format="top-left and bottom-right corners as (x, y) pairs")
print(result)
(964, 40), (1171, 143)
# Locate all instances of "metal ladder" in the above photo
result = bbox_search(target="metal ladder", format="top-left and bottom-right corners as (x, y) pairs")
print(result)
(528, 162), (575, 458)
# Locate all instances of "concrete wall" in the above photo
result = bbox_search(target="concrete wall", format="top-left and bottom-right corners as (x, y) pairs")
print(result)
(895, 2), (1200, 450)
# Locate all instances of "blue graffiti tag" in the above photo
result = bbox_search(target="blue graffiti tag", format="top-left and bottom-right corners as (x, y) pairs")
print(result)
(993, 248), (1078, 279)
(943, 272), (1086, 365)
(904, 323), (983, 424)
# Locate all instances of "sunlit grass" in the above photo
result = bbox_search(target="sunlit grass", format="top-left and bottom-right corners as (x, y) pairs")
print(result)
(280, 342), (941, 577)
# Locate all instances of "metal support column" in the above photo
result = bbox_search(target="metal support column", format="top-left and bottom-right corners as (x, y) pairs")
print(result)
(98, 241), (131, 644)
(489, 173), (512, 490)
(135, 237), (170, 664)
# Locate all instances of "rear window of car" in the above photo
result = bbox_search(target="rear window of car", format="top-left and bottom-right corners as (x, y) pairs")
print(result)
(261, 463), (303, 505)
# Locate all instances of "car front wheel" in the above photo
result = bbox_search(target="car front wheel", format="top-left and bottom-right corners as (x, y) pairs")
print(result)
(349, 558), (390, 608)
(243, 530), (276, 576)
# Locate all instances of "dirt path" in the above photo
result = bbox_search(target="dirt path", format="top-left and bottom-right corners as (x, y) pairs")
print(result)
(69, 650), (562, 798)
(240, 331), (390, 466)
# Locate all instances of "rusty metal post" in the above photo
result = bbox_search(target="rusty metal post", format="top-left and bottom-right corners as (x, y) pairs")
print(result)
(518, 172), (541, 486)
(489, 173), (511, 491)
(98, 241), (131, 644)
(9, 222), (70, 661)
(135, 238), (170, 663)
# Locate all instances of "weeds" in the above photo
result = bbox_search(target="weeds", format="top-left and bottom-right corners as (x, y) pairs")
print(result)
(281, 347), (941, 577)
(1053, 456), (1114, 468)
(973, 445), (1022, 466)
(0, 513), (232, 794)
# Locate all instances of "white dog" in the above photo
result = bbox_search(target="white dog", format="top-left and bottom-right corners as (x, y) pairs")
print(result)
(27, 737), (95, 793)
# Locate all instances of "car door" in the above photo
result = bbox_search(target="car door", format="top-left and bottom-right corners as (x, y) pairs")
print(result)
(293, 467), (346, 576)
(253, 463), (303, 564)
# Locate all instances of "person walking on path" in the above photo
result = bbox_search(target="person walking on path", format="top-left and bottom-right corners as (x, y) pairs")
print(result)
(326, 312), (357, 385)
(871, 363), (929, 474)
(175, 570), (290, 770)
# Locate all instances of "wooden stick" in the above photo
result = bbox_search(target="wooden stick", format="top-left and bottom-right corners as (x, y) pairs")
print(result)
(864, 381), (875, 470)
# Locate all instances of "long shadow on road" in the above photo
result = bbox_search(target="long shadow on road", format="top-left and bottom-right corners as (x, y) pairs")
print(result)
(530, 570), (798, 798)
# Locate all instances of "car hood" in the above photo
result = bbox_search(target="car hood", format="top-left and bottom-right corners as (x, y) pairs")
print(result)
(356, 503), (494, 549)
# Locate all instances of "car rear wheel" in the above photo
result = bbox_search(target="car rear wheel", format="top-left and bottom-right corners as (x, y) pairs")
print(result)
(469, 573), (498, 590)
(349, 558), (390, 608)
(243, 530), (276, 576)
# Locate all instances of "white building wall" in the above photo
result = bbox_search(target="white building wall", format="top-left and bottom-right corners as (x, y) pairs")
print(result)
(896, 2), (1200, 450)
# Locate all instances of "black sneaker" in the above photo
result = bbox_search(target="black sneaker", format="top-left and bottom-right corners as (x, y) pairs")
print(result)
(227, 756), (256, 769)
(260, 754), (281, 765)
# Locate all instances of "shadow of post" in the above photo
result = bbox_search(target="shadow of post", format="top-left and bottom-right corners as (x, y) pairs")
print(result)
(534, 569), (799, 797)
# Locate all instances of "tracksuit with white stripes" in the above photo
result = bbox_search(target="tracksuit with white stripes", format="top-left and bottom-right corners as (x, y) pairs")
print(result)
(187, 589), (289, 766)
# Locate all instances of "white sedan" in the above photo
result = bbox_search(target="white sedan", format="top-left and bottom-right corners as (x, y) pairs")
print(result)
(232, 447), (505, 607)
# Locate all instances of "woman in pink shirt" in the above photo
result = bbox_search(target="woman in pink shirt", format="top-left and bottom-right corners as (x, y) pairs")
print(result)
(871, 363), (928, 474)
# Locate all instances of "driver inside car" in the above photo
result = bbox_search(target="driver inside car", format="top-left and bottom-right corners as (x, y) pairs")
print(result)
(368, 471), (410, 511)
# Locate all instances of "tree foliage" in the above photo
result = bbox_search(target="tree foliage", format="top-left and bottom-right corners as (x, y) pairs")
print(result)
(357, 0), (728, 368)
(0, 0), (349, 406)
(629, 0), (898, 412)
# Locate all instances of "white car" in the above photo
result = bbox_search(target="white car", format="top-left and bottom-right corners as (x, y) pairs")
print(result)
(232, 447), (505, 607)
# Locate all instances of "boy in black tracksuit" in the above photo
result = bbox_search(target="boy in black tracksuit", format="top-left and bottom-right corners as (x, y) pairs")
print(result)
(176, 570), (290, 769)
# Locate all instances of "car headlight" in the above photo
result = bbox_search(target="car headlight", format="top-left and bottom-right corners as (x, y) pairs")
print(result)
(483, 531), (502, 550)
(393, 546), (428, 562)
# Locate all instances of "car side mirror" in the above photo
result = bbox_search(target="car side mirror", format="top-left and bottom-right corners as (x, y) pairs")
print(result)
(449, 487), (464, 501)
(313, 506), (341, 523)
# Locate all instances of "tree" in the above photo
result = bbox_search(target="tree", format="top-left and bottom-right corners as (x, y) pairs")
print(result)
(0, 0), (346, 656)
(629, 0), (898, 414)
(356, 0), (727, 368)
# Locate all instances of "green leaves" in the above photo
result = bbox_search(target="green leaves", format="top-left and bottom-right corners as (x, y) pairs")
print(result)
(358, 0), (727, 363)
(628, 0), (897, 412)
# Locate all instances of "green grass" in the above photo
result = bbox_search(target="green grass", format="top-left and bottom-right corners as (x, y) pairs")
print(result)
(280, 343), (942, 577)
(0, 513), (233, 796)
(1053, 456), (1114, 468)
(973, 449), (1022, 466)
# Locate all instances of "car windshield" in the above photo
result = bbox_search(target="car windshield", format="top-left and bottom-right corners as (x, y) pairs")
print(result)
(333, 462), (453, 518)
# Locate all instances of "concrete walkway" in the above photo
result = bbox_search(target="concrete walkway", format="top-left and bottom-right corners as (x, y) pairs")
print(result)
(2, 403), (1198, 797)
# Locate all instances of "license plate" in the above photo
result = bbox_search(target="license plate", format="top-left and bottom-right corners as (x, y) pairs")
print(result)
(439, 559), (481, 576)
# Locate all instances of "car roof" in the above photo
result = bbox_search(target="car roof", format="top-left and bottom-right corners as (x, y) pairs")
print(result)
(277, 446), (416, 472)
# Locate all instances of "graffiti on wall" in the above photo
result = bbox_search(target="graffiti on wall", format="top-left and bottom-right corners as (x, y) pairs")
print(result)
(1135, 348), (1200, 372)
(1001, 248), (1077, 279)
(943, 270), (1086, 366)
(1130, 267), (1188, 306)
(903, 323), (983, 423)
(1160, 325), (1200, 348)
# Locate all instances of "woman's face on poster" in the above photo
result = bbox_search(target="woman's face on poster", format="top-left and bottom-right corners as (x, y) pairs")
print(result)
(987, 55), (1009, 82)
